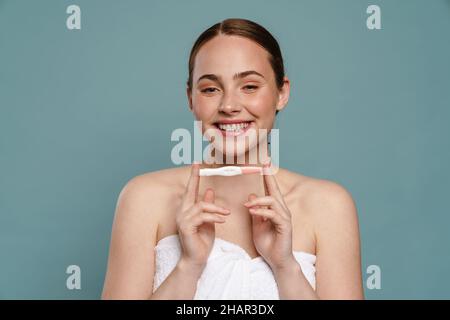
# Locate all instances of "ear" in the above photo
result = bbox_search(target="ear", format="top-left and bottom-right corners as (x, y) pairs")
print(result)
(275, 76), (290, 113)
(186, 85), (194, 112)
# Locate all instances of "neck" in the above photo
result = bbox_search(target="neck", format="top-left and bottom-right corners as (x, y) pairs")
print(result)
(198, 148), (269, 204)
(201, 144), (270, 168)
(201, 172), (266, 204)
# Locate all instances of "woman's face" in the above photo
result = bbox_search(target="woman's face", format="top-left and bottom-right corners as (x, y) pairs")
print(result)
(187, 34), (290, 160)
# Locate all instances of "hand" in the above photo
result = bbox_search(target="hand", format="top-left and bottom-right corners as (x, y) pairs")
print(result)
(244, 161), (296, 271)
(176, 163), (231, 269)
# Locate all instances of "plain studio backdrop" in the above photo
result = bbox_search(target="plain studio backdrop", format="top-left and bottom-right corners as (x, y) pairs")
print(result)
(0, 0), (449, 299)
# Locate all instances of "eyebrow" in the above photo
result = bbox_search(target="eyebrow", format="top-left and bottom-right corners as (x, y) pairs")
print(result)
(196, 70), (265, 84)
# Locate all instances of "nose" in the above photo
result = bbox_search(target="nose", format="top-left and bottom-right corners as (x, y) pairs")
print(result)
(218, 91), (242, 115)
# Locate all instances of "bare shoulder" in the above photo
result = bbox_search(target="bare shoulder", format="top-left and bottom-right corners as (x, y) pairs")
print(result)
(119, 166), (191, 200)
(279, 168), (356, 213)
(121, 166), (189, 194)
(102, 166), (191, 299)
(117, 167), (189, 231)
(278, 170), (363, 298)
(277, 168), (359, 239)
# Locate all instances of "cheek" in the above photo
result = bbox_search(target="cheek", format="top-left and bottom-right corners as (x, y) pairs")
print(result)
(244, 90), (277, 115)
(192, 95), (218, 119)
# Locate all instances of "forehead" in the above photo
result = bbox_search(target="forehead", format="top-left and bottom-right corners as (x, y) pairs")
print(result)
(193, 35), (273, 81)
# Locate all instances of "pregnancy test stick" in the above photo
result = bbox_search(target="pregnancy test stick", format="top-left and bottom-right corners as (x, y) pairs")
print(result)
(199, 166), (262, 176)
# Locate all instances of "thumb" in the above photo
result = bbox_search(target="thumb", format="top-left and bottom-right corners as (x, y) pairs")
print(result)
(204, 188), (215, 203)
(248, 193), (267, 222)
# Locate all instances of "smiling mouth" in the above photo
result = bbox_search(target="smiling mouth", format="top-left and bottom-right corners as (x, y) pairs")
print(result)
(213, 121), (254, 136)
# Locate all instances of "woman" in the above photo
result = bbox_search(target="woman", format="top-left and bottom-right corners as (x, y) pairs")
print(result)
(102, 18), (364, 300)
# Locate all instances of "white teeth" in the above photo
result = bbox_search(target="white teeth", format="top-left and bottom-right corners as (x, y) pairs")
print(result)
(217, 122), (250, 132)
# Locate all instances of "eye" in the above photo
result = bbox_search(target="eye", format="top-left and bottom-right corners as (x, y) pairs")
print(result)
(243, 85), (258, 92)
(201, 87), (219, 94)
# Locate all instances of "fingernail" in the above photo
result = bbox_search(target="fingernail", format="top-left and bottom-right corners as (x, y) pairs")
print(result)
(263, 166), (273, 175)
(263, 157), (271, 166)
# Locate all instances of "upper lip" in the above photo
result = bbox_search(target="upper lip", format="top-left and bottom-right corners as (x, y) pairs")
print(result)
(214, 119), (253, 125)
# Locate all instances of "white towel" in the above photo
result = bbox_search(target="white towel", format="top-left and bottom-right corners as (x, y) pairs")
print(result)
(153, 234), (316, 299)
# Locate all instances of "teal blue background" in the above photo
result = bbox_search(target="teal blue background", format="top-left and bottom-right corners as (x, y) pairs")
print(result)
(1, 0), (449, 299)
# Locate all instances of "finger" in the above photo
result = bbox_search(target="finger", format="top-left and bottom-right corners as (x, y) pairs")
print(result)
(245, 196), (274, 207)
(179, 205), (229, 228)
(248, 193), (258, 203)
(195, 201), (230, 215)
(191, 212), (227, 226)
(244, 196), (287, 217)
(247, 193), (267, 222)
(262, 162), (287, 209)
(204, 188), (215, 203)
(183, 163), (200, 207)
(248, 208), (284, 225)
(261, 157), (271, 196)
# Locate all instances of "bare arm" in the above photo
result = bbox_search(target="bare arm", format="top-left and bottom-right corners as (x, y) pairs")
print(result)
(313, 181), (364, 299)
(101, 175), (160, 299)
(271, 180), (364, 299)
(102, 166), (228, 299)
(273, 261), (319, 299)
(102, 173), (206, 299)
(150, 258), (204, 299)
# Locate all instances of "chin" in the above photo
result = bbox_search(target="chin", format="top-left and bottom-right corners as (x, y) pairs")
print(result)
(213, 141), (260, 164)
(203, 122), (264, 163)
